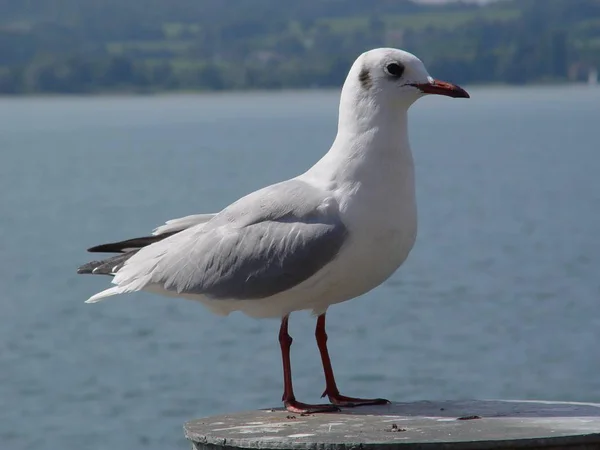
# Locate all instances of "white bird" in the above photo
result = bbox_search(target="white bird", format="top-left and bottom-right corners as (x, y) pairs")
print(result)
(78, 48), (469, 414)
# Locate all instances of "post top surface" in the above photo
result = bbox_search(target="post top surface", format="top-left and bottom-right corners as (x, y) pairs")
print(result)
(184, 399), (600, 450)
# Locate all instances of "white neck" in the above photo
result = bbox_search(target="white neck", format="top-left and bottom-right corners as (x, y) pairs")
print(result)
(303, 89), (414, 191)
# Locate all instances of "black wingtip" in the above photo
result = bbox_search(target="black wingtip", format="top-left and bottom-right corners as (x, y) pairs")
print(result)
(77, 260), (102, 274)
(77, 252), (139, 276)
(87, 243), (124, 253)
(87, 231), (178, 253)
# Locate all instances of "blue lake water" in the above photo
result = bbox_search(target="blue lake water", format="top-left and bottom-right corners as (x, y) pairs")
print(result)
(1, 85), (600, 450)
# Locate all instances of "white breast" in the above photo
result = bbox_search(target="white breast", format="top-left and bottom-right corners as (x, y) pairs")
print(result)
(334, 167), (417, 296)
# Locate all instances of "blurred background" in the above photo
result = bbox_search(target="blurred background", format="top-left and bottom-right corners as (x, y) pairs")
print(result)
(0, 0), (599, 92)
(1, 1), (600, 450)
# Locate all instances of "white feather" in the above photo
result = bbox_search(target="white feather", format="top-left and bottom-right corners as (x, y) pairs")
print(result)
(152, 213), (216, 235)
(85, 286), (127, 303)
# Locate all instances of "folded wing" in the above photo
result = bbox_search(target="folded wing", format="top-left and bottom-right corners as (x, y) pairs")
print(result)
(83, 179), (348, 303)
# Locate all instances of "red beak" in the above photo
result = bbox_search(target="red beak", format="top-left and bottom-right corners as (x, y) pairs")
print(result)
(411, 79), (470, 99)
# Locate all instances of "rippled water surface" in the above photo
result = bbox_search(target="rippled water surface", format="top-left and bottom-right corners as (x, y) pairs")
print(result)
(1, 86), (600, 450)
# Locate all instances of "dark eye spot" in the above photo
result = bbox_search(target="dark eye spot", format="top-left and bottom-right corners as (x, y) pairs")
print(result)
(358, 66), (372, 89)
(385, 63), (405, 78)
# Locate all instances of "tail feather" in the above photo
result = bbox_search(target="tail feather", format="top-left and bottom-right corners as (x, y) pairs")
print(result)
(79, 225), (185, 304)
(79, 229), (177, 276)
(85, 285), (132, 303)
(85, 274), (154, 303)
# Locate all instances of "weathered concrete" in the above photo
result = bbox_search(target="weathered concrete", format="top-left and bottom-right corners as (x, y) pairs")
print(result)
(184, 400), (600, 450)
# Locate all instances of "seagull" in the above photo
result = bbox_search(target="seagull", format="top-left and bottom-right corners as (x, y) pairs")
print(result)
(78, 48), (469, 414)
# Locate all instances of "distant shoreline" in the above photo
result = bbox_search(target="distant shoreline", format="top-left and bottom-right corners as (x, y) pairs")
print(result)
(0, 81), (595, 99)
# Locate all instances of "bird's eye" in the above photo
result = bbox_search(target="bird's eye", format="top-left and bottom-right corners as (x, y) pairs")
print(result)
(385, 63), (405, 78)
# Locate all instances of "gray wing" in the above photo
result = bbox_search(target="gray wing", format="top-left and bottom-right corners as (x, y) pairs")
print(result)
(114, 179), (347, 300)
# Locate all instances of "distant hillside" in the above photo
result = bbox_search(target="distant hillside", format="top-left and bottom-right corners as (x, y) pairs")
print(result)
(0, 0), (598, 93)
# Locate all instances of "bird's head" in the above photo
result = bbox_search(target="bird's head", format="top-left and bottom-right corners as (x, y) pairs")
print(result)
(344, 48), (469, 112)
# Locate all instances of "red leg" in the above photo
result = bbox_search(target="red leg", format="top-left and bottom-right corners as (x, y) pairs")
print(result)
(316, 313), (390, 407)
(279, 315), (339, 414)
